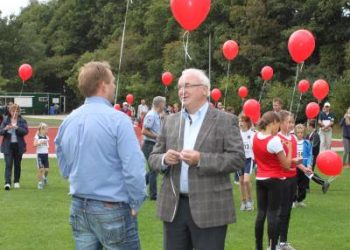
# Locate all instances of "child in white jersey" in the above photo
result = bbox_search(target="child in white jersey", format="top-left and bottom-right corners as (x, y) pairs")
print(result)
(33, 123), (49, 189)
(238, 114), (255, 211)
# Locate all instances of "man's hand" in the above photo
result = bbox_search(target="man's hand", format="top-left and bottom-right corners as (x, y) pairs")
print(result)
(180, 149), (200, 167)
(164, 149), (181, 165)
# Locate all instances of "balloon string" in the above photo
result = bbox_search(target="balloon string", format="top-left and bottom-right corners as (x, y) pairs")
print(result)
(182, 31), (192, 67)
(258, 80), (267, 103)
(19, 81), (24, 96)
(114, 0), (131, 104)
(223, 62), (230, 107)
(289, 63), (300, 113)
(294, 93), (303, 121)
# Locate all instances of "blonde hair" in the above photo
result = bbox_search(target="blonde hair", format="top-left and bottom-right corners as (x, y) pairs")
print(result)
(9, 103), (21, 115)
(37, 122), (48, 135)
(295, 124), (305, 135)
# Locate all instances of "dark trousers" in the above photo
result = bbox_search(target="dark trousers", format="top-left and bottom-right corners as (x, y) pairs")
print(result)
(295, 169), (309, 202)
(278, 176), (297, 243)
(164, 196), (227, 250)
(142, 140), (157, 199)
(4, 143), (23, 185)
(255, 179), (283, 250)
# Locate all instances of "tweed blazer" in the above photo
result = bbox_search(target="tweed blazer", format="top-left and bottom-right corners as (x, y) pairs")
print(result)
(148, 106), (245, 228)
(0, 116), (29, 155)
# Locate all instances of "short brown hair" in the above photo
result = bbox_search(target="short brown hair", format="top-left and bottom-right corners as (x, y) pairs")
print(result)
(273, 97), (283, 106)
(295, 124), (305, 135)
(78, 61), (113, 97)
(239, 114), (252, 128)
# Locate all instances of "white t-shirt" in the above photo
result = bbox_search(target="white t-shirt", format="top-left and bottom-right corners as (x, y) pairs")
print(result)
(297, 139), (304, 158)
(256, 132), (284, 154)
(34, 134), (49, 154)
(240, 129), (255, 159)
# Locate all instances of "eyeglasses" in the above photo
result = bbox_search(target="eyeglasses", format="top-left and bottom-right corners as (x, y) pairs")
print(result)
(176, 83), (205, 91)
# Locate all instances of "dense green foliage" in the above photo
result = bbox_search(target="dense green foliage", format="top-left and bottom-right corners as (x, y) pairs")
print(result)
(0, 0), (349, 117)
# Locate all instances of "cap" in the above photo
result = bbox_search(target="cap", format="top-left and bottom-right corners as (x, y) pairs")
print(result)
(324, 102), (330, 107)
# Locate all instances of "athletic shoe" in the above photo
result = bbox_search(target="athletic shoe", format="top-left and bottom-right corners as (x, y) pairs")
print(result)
(37, 182), (43, 189)
(4, 184), (10, 191)
(43, 177), (48, 185)
(240, 202), (246, 211)
(279, 242), (296, 250)
(322, 181), (330, 194)
(14, 183), (20, 188)
(296, 201), (306, 208)
(292, 202), (296, 208)
(246, 201), (254, 211)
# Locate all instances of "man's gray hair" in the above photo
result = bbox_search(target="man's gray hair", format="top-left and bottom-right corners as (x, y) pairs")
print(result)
(181, 68), (210, 96)
(153, 96), (166, 108)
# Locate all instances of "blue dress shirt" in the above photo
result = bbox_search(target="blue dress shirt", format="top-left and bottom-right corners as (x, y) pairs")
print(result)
(180, 102), (209, 193)
(55, 96), (147, 211)
(143, 109), (161, 143)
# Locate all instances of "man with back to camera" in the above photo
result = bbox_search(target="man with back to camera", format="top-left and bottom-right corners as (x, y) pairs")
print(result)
(55, 61), (146, 249)
(149, 68), (245, 250)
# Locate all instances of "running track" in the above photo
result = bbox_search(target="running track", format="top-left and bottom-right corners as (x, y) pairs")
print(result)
(22, 127), (343, 155)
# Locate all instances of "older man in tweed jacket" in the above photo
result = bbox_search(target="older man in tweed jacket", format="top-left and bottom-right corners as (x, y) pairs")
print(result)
(149, 68), (245, 250)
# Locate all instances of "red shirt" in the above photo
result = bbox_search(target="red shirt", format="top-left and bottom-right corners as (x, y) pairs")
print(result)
(278, 133), (297, 178)
(253, 134), (285, 178)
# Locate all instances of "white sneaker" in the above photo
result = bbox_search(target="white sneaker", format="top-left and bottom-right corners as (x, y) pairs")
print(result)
(240, 202), (246, 211)
(279, 242), (296, 250)
(37, 182), (43, 189)
(14, 183), (20, 188)
(245, 201), (254, 211)
(296, 201), (306, 207)
(4, 184), (10, 190)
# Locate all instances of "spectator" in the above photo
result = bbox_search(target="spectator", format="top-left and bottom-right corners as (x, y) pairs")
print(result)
(0, 103), (29, 190)
(340, 107), (350, 168)
(137, 99), (149, 119)
(142, 96), (166, 200)
(272, 98), (283, 113)
(318, 102), (335, 151)
(121, 102), (132, 117)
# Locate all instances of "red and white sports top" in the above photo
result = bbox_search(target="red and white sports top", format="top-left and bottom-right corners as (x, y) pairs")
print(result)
(253, 133), (285, 178)
(278, 132), (297, 178)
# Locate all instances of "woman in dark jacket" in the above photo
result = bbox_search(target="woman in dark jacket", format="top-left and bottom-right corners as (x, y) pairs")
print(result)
(0, 104), (28, 190)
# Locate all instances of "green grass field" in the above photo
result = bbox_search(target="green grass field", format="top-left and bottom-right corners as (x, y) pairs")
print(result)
(1, 158), (349, 250)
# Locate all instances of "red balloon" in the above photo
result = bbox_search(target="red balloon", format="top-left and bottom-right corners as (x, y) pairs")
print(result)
(316, 150), (342, 176)
(312, 79), (329, 100)
(305, 102), (320, 119)
(162, 72), (173, 87)
(298, 79), (310, 94)
(222, 40), (239, 61)
(288, 29), (315, 64)
(211, 88), (222, 102)
(260, 66), (274, 81)
(18, 63), (33, 81)
(170, 0), (211, 31)
(126, 94), (134, 105)
(114, 104), (121, 111)
(243, 99), (261, 119)
(250, 112), (261, 124)
(238, 86), (248, 99)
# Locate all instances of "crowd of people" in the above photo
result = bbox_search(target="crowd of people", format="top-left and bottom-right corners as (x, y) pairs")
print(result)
(1, 60), (349, 250)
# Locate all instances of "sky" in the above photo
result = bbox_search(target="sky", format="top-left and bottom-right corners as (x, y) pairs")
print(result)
(0, 0), (48, 18)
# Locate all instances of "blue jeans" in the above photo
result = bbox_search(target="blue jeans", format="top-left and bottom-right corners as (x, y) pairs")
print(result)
(70, 196), (141, 250)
